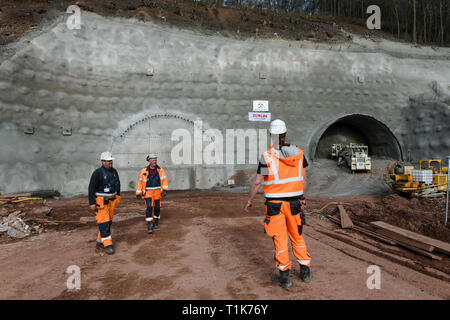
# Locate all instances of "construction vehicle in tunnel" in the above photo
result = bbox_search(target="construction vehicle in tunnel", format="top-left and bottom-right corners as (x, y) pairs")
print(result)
(331, 143), (371, 173)
(384, 159), (448, 198)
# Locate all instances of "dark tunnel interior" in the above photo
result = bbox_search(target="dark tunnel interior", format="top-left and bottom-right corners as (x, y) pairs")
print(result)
(313, 115), (403, 160)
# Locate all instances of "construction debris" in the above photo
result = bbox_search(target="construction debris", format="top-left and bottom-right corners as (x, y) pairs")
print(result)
(0, 200), (53, 239)
(0, 217), (32, 238)
(0, 197), (42, 205)
(0, 193), (32, 199)
(0, 208), (9, 217)
(0, 190), (60, 201)
(326, 206), (449, 260)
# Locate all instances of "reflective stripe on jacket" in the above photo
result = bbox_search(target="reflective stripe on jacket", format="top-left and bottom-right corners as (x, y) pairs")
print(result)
(136, 166), (168, 195)
(95, 167), (119, 197)
(262, 145), (304, 198)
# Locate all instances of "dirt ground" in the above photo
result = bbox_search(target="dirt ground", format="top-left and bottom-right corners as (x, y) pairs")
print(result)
(0, 189), (449, 300)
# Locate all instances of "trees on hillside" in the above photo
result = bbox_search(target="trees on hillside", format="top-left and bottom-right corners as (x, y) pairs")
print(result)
(200, 0), (449, 46)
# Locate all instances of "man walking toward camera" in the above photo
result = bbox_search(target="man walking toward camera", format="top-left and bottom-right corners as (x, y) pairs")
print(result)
(136, 154), (168, 234)
(88, 151), (121, 255)
(244, 119), (311, 288)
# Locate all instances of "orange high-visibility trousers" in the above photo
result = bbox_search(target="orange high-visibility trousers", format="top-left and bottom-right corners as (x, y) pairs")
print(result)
(264, 199), (311, 271)
(143, 189), (162, 201)
(143, 189), (162, 222)
(95, 195), (120, 248)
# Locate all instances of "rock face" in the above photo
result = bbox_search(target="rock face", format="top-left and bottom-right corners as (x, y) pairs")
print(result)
(403, 99), (450, 163)
(0, 12), (449, 196)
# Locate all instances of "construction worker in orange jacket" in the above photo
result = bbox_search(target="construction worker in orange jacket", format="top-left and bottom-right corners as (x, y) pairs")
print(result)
(136, 154), (168, 234)
(88, 151), (121, 255)
(244, 119), (311, 288)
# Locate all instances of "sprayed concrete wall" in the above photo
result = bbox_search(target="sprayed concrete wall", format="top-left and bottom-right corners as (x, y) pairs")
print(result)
(0, 12), (449, 196)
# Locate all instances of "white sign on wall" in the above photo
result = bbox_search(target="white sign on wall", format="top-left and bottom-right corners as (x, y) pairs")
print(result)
(253, 100), (269, 112)
(249, 112), (271, 122)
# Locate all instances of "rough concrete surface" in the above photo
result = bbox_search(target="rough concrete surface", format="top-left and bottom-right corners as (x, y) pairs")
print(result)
(0, 11), (449, 196)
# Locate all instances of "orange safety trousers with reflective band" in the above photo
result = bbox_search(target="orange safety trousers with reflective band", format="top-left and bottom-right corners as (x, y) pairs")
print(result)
(95, 195), (120, 248)
(262, 146), (305, 198)
(264, 199), (311, 271)
(143, 189), (162, 220)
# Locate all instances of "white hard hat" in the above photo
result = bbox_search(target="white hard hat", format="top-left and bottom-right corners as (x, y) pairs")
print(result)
(100, 151), (114, 161)
(146, 153), (157, 161)
(269, 119), (287, 134)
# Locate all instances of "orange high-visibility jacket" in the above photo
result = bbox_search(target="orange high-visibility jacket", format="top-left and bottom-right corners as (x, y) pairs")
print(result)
(262, 145), (305, 198)
(136, 166), (168, 196)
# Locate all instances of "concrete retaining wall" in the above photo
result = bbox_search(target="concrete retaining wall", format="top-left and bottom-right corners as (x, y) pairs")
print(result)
(0, 12), (449, 195)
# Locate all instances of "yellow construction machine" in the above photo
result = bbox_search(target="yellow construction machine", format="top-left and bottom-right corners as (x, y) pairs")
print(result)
(384, 159), (448, 198)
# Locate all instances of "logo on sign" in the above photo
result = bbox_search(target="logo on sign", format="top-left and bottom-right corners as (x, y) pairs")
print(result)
(249, 112), (271, 122)
(253, 100), (269, 112)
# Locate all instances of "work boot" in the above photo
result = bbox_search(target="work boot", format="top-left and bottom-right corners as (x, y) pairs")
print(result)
(299, 265), (311, 283)
(274, 269), (292, 289)
(153, 219), (159, 230)
(104, 245), (114, 255)
(147, 221), (154, 234)
(95, 241), (104, 249)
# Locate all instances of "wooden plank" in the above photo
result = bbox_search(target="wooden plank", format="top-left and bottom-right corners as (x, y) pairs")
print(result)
(371, 221), (450, 256)
(435, 247), (450, 256)
(30, 190), (60, 198)
(373, 228), (435, 252)
(318, 201), (344, 213)
(392, 240), (442, 260)
(79, 217), (96, 224)
(420, 192), (446, 198)
(327, 215), (397, 245)
(338, 205), (353, 229)
(26, 218), (85, 224)
(327, 216), (442, 259)
(0, 191), (59, 199)
(0, 193), (32, 199)
(353, 226), (398, 245)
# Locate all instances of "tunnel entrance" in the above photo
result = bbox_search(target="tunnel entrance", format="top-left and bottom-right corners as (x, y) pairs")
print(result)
(311, 114), (403, 160)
